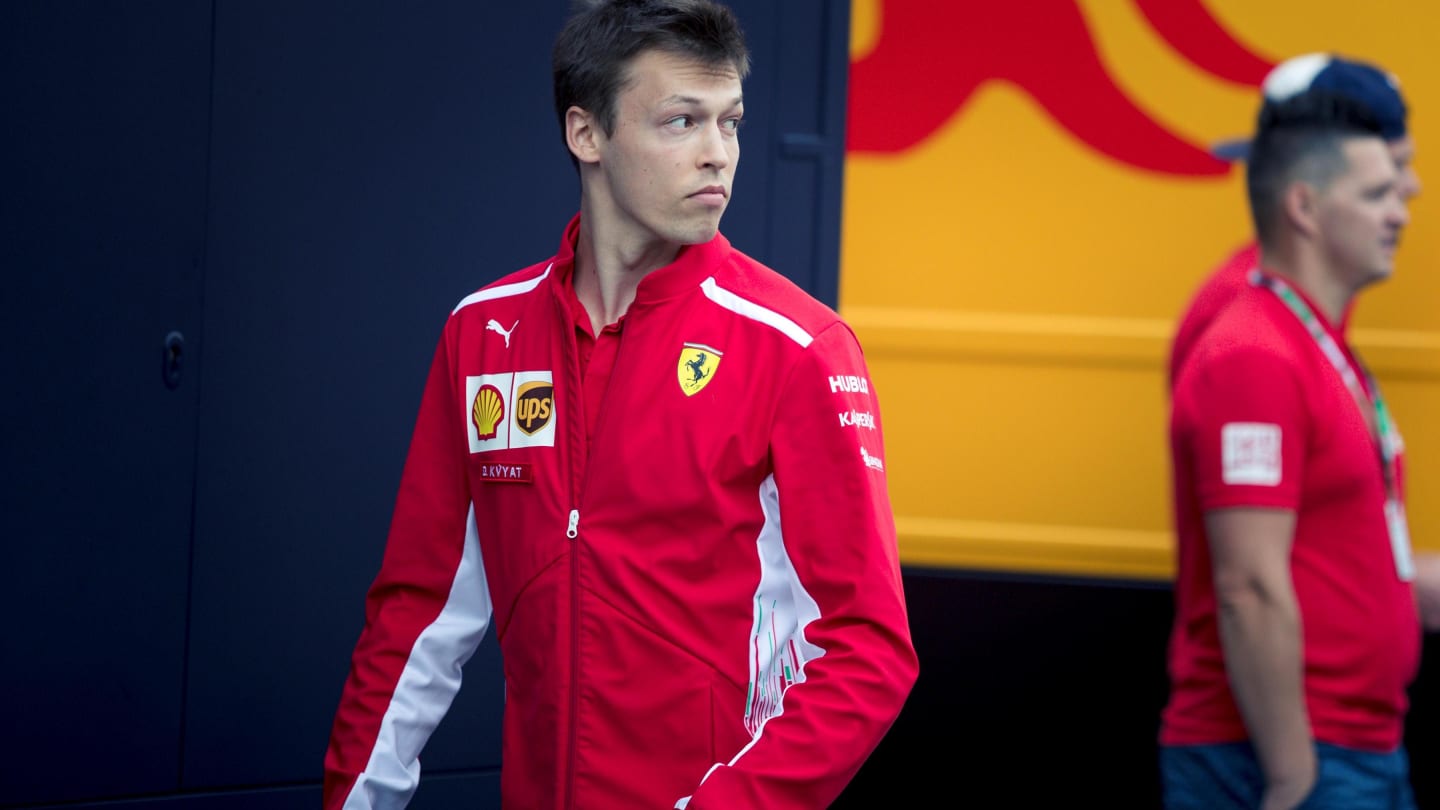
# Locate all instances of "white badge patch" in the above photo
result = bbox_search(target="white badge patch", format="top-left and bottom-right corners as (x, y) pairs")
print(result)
(1221, 422), (1282, 486)
(466, 371), (556, 453)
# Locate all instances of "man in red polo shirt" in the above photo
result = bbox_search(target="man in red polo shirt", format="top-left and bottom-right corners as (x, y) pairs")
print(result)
(1167, 54), (1421, 388)
(1161, 65), (1423, 809)
(1169, 55), (1440, 634)
(1168, 51), (1440, 672)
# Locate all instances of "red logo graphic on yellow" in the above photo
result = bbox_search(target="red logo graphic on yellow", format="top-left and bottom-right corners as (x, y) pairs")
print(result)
(848, 0), (1272, 175)
(472, 384), (505, 441)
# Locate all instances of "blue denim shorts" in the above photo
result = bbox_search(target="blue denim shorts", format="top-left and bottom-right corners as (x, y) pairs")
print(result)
(1159, 741), (1416, 810)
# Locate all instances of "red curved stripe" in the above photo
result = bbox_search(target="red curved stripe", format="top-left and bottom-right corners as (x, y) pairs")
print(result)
(847, 2), (985, 154)
(848, 0), (1228, 176)
(1133, 0), (1275, 86)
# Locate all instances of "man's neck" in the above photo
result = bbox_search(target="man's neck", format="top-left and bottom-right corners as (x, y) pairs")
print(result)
(572, 207), (681, 334)
(1258, 244), (1355, 328)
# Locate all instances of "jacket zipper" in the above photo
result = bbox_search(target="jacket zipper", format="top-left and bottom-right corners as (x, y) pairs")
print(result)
(567, 503), (580, 810)
(565, 308), (631, 808)
(561, 290), (584, 810)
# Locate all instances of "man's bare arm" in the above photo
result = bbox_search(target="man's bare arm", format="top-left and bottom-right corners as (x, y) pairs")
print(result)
(1207, 507), (1314, 810)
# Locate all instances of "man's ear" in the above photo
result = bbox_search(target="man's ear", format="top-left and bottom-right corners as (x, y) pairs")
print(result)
(566, 106), (602, 166)
(1282, 181), (1322, 239)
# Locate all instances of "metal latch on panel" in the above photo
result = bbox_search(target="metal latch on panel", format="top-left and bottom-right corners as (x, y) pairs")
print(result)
(162, 331), (185, 390)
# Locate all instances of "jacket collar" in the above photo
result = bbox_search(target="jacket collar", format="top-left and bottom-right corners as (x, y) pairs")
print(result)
(550, 212), (730, 308)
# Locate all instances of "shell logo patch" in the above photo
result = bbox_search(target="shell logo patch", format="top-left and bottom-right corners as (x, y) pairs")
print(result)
(465, 371), (556, 453)
(677, 343), (723, 397)
(471, 384), (505, 440)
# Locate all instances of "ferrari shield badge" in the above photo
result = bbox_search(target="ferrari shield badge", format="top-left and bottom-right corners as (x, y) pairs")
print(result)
(677, 342), (723, 397)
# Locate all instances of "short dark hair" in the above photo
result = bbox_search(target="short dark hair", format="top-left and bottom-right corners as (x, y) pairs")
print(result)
(1246, 91), (1386, 247)
(552, 0), (750, 162)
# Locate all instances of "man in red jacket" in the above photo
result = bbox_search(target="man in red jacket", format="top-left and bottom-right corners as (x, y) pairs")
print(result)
(323, 2), (919, 808)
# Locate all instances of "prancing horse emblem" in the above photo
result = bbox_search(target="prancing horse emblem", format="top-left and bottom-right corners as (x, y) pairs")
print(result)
(677, 342), (724, 397)
(486, 319), (518, 348)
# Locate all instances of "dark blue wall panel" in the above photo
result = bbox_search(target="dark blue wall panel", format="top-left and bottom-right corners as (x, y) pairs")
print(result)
(770, 0), (852, 309)
(179, 1), (565, 787)
(0, 1), (212, 805)
(1, 0), (852, 806)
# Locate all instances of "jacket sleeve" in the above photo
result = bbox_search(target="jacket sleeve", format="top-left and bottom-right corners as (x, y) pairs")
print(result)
(684, 320), (919, 809)
(323, 325), (493, 810)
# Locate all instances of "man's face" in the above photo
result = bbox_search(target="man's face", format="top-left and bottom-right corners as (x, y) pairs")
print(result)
(1315, 137), (1410, 287)
(589, 49), (743, 249)
(1388, 135), (1422, 200)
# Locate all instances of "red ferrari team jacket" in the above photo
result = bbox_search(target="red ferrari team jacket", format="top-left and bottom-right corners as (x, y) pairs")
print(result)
(324, 215), (918, 809)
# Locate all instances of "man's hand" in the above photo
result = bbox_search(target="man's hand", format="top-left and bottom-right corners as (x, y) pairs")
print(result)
(1414, 552), (1440, 632)
(1259, 759), (1316, 810)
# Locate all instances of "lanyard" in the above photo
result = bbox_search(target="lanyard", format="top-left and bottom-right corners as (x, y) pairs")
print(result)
(1248, 269), (1399, 494)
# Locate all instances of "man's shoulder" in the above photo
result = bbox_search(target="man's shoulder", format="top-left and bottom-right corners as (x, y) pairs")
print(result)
(708, 245), (845, 341)
(1203, 288), (1280, 340)
(449, 258), (557, 318)
(1181, 243), (1258, 317)
(1168, 242), (1260, 378)
(1185, 291), (1303, 377)
(1215, 241), (1261, 276)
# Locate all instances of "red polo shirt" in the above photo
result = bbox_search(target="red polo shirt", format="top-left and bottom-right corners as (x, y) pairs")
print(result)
(1168, 243), (1258, 387)
(1161, 271), (1420, 751)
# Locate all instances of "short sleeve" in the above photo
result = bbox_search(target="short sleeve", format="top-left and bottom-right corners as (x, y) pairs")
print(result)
(1176, 345), (1307, 512)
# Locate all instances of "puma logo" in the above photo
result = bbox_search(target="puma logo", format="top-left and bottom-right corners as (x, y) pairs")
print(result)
(486, 319), (518, 348)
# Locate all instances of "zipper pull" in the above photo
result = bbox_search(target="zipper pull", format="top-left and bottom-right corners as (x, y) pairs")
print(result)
(567, 509), (579, 539)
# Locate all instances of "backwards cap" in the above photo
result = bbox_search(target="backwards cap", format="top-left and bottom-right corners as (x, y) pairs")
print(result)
(1211, 52), (1408, 161)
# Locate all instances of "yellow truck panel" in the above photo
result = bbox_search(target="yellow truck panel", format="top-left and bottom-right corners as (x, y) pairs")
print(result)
(843, 0), (1440, 579)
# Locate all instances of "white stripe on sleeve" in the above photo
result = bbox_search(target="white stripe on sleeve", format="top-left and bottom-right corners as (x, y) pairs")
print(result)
(344, 504), (494, 809)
